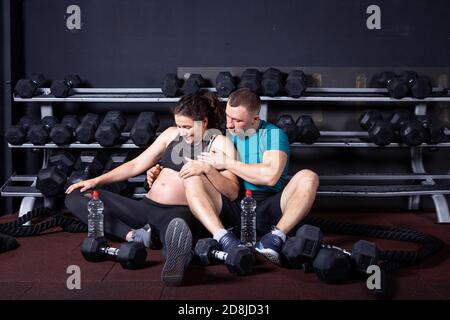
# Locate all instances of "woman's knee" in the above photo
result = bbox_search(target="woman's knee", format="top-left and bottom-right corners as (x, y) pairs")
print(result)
(182, 175), (206, 189)
(65, 189), (89, 214)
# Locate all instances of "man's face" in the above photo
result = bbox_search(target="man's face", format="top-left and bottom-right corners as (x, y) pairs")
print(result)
(225, 102), (259, 136)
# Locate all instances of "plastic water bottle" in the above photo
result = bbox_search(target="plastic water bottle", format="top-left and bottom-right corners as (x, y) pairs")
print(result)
(240, 189), (257, 247)
(87, 190), (104, 238)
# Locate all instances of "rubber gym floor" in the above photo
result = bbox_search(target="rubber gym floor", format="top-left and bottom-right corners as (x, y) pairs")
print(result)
(0, 210), (449, 300)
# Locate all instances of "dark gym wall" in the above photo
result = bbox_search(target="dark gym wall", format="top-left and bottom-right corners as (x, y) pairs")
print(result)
(19, 0), (450, 86)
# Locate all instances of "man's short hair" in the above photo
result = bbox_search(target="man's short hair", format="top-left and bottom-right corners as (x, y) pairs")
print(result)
(228, 88), (261, 114)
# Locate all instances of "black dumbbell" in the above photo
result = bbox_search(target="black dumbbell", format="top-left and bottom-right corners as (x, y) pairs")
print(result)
(195, 238), (254, 275)
(388, 109), (425, 146)
(65, 151), (104, 188)
(359, 110), (395, 146)
(371, 72), (409, 99)
(282, 225), (378, 281)
(81, 236), (147, 270)
(95, 111), (127, 147)
(261, 68), (284, 97)
(130, 112), (159, 146)
(285, 70), (307, 98)
(50, 74), (81, 98)
(296, 115), (320, 144)
(27, 116), (58, 145)
(313, 240), (379, 283)
(37, 151), (76, 197)
(312, 247), (352, 283)
(416, 115), (445, 144)
(50, 115), (80, 145)
(276, 114), (299, 143)
(238, 68), (262, 94)
(14, 74), (48, 98)
(400, 71), (432, 99)
(162, 74), (183, 97)
(215, 72), (236, 97)
(75, 113), (101, 144)
(182, 74), (206, 95)
(4, 116), (38, 145)
(99, 153), (129, 194)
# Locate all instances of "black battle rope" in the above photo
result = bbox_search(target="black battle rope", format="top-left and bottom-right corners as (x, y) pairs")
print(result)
(0, 207), (87, 238)
(303, 216), (444, 271)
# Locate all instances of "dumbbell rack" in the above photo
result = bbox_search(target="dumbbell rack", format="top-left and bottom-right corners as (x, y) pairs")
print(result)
(2, 87), (450, 223)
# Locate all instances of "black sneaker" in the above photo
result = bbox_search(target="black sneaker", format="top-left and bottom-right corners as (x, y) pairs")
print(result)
(218, 231), (241, 253)
(255, 232), (284, 265)
(161, 218), (193, 286)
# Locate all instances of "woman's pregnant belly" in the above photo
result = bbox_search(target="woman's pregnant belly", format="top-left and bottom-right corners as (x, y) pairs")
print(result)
(146, 168), (188, 205)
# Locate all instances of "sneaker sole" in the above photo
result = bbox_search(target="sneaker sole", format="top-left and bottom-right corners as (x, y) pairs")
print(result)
(161, 218), (192, 286)
(255, 247), (281, 266)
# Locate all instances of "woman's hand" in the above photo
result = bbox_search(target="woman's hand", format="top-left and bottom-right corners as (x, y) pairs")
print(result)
(179, 158), (212, 179)
(65, 178), (99, 194)
(146, 164), (163, 189)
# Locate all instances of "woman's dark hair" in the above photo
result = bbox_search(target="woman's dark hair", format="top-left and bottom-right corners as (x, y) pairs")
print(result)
(173, 91), (225, 129)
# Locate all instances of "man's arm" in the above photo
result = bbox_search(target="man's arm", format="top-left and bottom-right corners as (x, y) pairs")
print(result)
(225, 150), (287, 187)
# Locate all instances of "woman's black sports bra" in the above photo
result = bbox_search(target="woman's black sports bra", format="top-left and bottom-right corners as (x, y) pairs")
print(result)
(158, 134), (218, 172)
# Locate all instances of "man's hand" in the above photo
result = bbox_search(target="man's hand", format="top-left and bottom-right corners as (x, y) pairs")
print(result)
(146, 164), (163, 189)
(179, 158), (212, 179)
(197, 148), (233, 171)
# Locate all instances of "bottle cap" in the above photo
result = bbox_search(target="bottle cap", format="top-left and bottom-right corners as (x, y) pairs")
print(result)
(92, 190), (99, 199)
(245, 189), (252, 197)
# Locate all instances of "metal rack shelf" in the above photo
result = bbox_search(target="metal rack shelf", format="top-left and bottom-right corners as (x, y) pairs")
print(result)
(12, 87), (450, 103)
(3, 174), (450, 198)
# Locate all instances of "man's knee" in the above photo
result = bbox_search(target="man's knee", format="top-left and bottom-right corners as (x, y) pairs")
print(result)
(293, 169), (319, 190)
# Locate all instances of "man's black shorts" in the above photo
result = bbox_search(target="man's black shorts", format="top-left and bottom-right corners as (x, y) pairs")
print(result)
(220, 191), (283, 235)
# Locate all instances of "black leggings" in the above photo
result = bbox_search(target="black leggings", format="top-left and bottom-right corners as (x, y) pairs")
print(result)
(64, 189), (204, 243)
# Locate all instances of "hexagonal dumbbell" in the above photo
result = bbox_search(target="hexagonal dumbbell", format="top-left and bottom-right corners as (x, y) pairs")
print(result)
(400, 71), (432, 99)
(14, 73), (49, 98)
(388, 109), (425, 146)
(4, 116), (38, 145)
(65, 151), (104, 188)
(312, 247), (352, 284)
(415, 115), (445, 144)
(238, 68), (262, 94)
(370, 71), (409, 99)
(37, 150), (76, 197)
(50, 74), (81, 98)
(81, 236), (147, 270)
(261, 68), (284, 97)
(182, 74), (206, 95)
(27, 116), (58, 145)
(130, 112), (160, 146)
(282, 225), (379, 283)
(296, 115), (320, 144)
(276, 114), (299, 143)
(162, 74), (182, 97)
(75, 113), (101, 144)
(285, 70), (307, 98)
(95, 111), (127, 147)
(215, 72), (236, 97)
(195, 238), (254, 276)
(359, 110), (395, 146)
(50, 115), (80, 145)
(98, 153), (129, 194)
